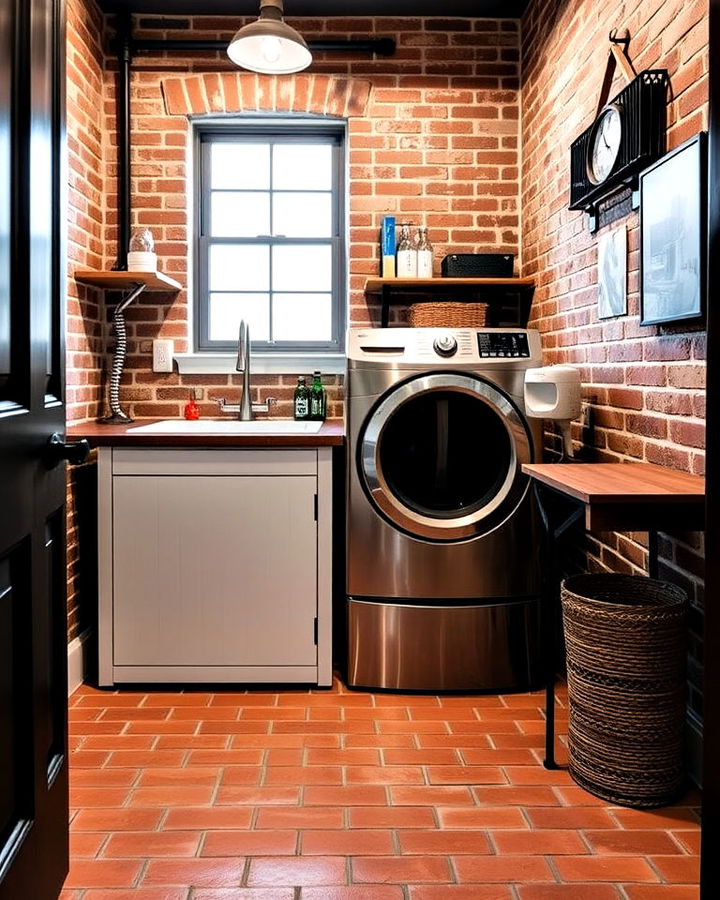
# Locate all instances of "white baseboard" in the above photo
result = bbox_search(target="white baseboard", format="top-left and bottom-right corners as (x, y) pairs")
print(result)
(67, 628), (91, 696)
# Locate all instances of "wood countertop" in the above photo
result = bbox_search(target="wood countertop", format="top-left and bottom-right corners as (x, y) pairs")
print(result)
(67, 419), (345, 448)
(522, 462), (704, 503)
(522, 462), (705, 532)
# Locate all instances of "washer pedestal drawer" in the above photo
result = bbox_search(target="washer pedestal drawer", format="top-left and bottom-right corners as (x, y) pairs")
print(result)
(347, 597), (541, 692)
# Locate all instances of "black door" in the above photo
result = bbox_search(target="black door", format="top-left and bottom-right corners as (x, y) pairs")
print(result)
(0, 2), (69, 898)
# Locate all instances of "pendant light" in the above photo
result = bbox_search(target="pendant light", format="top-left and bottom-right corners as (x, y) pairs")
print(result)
(227, 0), (312, 75)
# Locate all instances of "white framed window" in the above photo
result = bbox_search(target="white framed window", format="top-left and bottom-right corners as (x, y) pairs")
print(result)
(191, 118), (347, 370)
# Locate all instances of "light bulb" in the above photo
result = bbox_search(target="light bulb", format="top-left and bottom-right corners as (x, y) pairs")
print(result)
(261, 35), (282, 63)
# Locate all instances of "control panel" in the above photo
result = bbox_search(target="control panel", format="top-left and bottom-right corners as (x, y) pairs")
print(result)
(477, 332), (530, 358)
(348, 328), (540, 365)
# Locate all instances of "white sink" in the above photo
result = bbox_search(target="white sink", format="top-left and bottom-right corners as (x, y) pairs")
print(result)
(127, 419), (324, 435)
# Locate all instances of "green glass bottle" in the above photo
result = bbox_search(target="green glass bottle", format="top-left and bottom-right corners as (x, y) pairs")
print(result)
(293, 376), (310, 420)
(309, 370), (326, 421)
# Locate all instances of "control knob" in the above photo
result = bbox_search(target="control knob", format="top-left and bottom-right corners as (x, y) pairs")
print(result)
(433, 333), (458, 357)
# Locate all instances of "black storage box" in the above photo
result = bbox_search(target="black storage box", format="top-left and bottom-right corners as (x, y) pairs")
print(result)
(441, 253), (514, 277)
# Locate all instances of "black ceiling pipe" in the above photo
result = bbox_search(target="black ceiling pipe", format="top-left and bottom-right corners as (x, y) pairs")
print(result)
(115, 12), (132, 271)
(126, 37), (396, 54)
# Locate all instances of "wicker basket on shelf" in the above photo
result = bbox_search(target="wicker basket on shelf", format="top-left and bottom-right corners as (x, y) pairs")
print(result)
(408, 301), (488, 328)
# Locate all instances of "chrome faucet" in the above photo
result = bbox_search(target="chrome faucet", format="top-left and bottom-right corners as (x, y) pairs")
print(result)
(210, 319), (276, 419)
(236, 319), (253, 420)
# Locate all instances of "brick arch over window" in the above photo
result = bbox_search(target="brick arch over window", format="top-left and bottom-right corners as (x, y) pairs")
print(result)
(161, 73), (371, 118)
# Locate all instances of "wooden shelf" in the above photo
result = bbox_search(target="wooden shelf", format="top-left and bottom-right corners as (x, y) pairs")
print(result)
(365, 277), (535, 292)
(74, 269), (182, 291)
(363, 277), (535, 328)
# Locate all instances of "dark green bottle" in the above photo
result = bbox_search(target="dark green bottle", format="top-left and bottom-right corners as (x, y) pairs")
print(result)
(293, 376), (310, 420)
(309, 370), (326, 421)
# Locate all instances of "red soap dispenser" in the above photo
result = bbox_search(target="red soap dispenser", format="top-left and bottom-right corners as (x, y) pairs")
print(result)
(184, 391), (200, 420)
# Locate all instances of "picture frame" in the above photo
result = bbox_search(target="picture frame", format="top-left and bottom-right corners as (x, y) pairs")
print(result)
(597, 225), (627, 319)
(640, 132), (707, 326)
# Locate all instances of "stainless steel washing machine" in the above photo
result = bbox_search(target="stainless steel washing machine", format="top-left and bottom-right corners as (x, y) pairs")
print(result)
(346, 326), (544, 692)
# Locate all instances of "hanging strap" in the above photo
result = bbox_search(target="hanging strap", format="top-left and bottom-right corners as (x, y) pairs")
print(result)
(595, 29), (637, 119)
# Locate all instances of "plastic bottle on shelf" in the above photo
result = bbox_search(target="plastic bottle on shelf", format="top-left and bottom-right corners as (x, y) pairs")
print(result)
(396, 223), (417, 278)
(293, 376), (310, 420)
(309, 371), (326, 421)
(416, 226), (433, 278)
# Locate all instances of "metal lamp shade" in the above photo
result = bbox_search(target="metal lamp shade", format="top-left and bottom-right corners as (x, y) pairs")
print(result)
(227, 7), (311, 75)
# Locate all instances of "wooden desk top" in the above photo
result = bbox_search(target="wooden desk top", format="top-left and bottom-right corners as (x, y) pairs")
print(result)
(522, 462), (704, 504)
(522, 462), (705, 532)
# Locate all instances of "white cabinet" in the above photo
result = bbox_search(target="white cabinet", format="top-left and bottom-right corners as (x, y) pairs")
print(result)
(97, 447), (333, 686)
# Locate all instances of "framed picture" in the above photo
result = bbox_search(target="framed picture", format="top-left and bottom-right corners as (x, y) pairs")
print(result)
(598, 225), (627, 319)
(640, 132), (707, 326)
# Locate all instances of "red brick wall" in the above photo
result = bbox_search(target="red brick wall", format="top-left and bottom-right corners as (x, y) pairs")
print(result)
(67, 0), (106, 423)
(94, 15), (522, 420)
(521, 0), (708, 719)
(65, 0), (106, 641)
(63, 9), (523, 642)
(64, 5), (709, 689)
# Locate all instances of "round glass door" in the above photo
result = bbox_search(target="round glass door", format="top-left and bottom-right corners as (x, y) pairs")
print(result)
(359, 373), (533, 541)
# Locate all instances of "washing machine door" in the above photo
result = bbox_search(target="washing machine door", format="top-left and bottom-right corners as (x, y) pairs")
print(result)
(359, 372), (533, 541)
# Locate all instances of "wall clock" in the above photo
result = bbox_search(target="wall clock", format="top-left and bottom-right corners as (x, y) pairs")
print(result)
(588, 103), (623, 184)
(569, 70), (668, 220)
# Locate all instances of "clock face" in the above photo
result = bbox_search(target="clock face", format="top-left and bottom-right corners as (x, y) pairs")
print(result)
(588, 104), (623, 185)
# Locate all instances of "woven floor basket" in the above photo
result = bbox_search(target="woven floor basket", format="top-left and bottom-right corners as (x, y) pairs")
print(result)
(408, 301), (488, 328)
(560, 574), (688, 808)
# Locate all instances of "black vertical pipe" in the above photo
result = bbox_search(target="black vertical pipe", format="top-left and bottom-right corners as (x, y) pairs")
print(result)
(115, 12), (131, 270)
(701, 1), (720, 897)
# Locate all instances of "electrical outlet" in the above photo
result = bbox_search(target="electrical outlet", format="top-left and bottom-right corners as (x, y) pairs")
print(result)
(580, 400), (593, 430)
(152, 339), (174, 373)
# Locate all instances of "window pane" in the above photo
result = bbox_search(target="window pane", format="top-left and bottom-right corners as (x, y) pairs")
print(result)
(273, 293), (332, 341)
(273, 245), (332, 291)
(273, 144), (332, 190)
(209, 245), (269, 291)
(211, 191), (270, 237)
(209, 293), (270, 341)
(211, 143), (269, 189)
(197, 129), (345, 353)
(273, 193), (332, 237)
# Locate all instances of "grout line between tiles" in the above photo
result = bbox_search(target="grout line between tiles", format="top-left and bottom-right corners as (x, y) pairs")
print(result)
(544, 852), (563, 884)
(240, 854), (252, 887)
(133, 857), (150, 890)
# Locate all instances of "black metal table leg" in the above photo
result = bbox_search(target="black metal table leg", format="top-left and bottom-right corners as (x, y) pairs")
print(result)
(535, 485), (558, 769)
(648, 529), (659, 578)
(533, 482), (584, 769)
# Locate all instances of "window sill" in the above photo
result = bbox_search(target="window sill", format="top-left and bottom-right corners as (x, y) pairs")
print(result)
(174, 352), (346, 376)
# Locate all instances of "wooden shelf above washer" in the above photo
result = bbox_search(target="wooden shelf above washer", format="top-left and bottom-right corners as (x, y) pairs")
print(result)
(74, 269), (182, 292)
(364, 277), (536, 328)
(365, 277), (535, 292)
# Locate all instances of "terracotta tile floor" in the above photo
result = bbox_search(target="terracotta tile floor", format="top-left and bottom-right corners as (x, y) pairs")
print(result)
(62, 678), (700, 899)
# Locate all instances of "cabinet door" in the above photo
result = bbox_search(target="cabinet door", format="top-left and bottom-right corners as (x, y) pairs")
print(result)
(112, 475), (317, 667)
